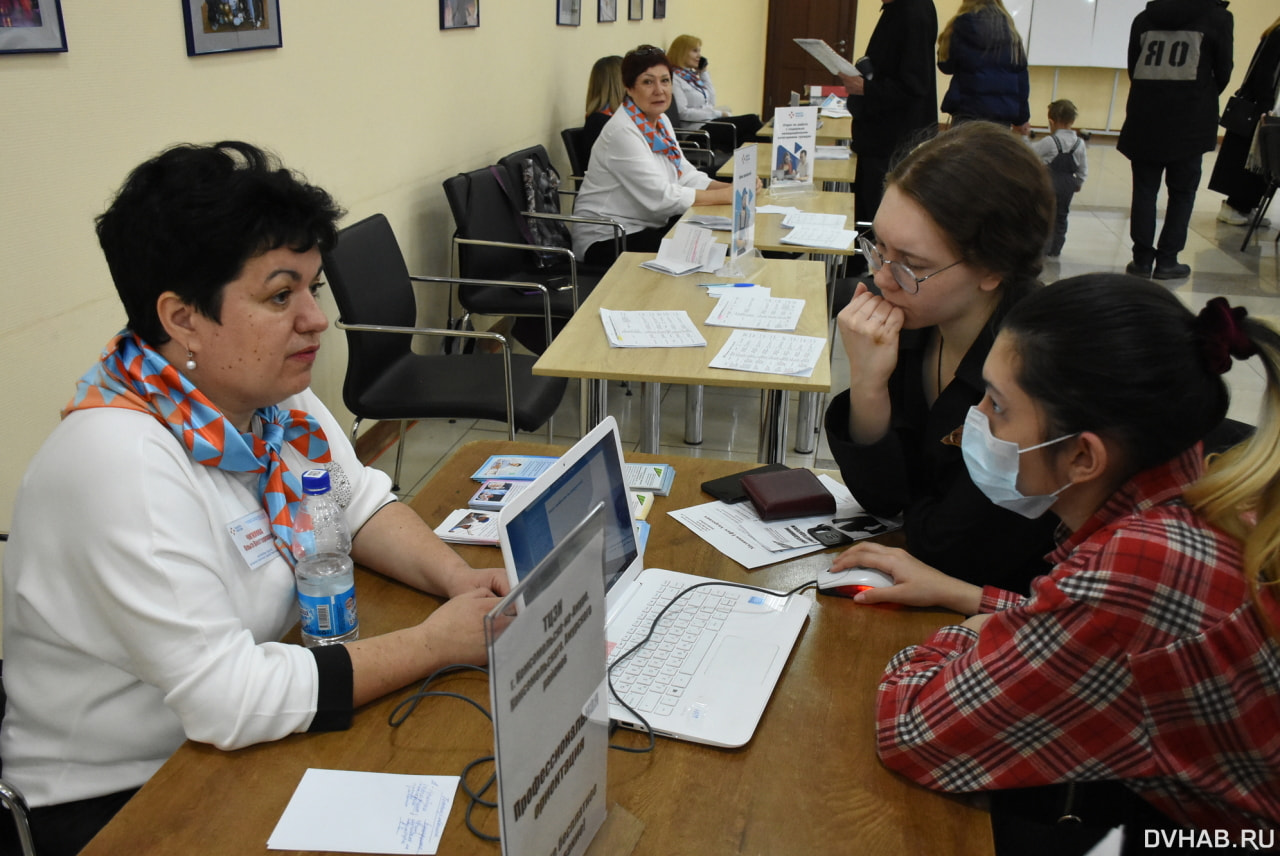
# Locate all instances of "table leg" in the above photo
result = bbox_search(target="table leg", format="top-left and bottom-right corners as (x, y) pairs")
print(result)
(794, 391), (820, 454)
(758, 389), (790, 464)
(640, 382), (661, 454)
(684, 385), (704, 445)
(581, 378), (607, 438)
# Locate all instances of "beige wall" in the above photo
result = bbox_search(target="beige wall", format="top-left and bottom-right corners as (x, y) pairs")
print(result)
(0, 0), (768, 528)
(854, 1), (1277, 134)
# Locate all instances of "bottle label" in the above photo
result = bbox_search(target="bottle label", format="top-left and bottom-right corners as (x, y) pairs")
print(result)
(298, 585), (359, 639)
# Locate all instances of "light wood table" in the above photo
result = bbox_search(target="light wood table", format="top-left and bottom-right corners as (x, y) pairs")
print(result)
(718, 142), (857, 189)
(759, 114), (853, 144)
(79, 441), (994, 856)
(681, 190), (861, 455)
(532, 252), (831, 463)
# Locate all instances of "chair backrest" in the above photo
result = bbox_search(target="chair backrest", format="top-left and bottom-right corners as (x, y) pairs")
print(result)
(320, 214), (419, 414)
(442, 167), (539, 281)
(562, 127), (587, 178)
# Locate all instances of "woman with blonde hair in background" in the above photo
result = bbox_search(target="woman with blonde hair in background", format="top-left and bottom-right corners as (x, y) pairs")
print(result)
(579, 55), (625, 170)
(666, 33), (762, 152)
(937, 0), (1031, 132)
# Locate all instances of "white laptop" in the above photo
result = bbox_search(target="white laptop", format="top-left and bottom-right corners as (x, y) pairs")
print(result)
(497, 417), (811, 748)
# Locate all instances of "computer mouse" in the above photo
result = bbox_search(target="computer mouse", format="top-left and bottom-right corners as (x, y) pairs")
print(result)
(818, 565), (895, 598)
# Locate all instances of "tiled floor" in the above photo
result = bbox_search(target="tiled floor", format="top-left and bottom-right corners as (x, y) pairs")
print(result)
(370, 141), (1280, 499)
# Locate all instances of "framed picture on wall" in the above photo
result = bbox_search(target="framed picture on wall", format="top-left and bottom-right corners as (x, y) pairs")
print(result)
(628, 0), (642, 21)
(598, 0), (617, 24)
(0, 0), (67, 54)
(652, 0), (665, 19)
(557, 0), (581, 26)
(183, 0), (282, 56)
(441, 0), (480, 30)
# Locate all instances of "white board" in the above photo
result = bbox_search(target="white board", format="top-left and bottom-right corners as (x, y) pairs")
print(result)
(1024, 0), (1148, 70)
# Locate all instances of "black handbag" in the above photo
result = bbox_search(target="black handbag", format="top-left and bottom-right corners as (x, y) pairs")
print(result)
(1221, 93), (1263, 137)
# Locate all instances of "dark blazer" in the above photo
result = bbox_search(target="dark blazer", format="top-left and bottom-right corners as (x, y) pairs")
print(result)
(1118, 0), (1234, 163)
(580, 110), (612, 170)
(849, 0), (939, 158)
(824, 318), (1056, 595)
(1209, 25), (1280, 200)
(938, 10), (1031, 125)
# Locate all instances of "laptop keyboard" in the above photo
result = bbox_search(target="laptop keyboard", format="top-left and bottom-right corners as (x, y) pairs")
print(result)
(608, 580), (738, 717)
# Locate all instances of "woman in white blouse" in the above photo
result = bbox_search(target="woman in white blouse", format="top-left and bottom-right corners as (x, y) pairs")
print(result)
(571, 44), (745, 267)
(667, 34), (763, 152)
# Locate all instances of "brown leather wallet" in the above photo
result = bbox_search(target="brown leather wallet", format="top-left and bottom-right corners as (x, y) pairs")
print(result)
(740, 468), (835, 521)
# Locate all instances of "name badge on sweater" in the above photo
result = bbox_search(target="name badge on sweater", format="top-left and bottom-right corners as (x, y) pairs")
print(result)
(228, 509), (278, 570)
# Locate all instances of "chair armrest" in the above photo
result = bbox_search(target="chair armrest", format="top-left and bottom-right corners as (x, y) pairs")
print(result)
(450, 237), (580, 310)
(674, 128), (712, 149)
(410, 273), (555, 346)
(520, 212), (627, 267)
(702, 119), (738, 149)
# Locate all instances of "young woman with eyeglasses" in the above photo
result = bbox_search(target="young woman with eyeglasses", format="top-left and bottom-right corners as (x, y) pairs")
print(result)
(824, 121), (1056, 594)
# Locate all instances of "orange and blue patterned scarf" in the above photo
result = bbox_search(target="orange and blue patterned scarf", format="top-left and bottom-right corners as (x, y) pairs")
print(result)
(64, 332), (331, 566)
(674, 66), (706, 96)
(622, 96), (683, 177)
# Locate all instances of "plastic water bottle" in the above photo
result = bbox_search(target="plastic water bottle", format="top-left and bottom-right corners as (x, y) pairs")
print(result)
(292, 468), (359, 646)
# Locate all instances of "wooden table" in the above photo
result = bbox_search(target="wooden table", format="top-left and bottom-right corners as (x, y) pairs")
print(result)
(80, 442), (994, 856)
(681, 190), (860, 455)
(718, 142), (857, 189)
(759, 114), (853, 144)
(532, 253), (831, 463)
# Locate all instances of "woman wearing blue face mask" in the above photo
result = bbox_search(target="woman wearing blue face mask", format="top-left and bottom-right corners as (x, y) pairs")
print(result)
(832, 274), (1280, 850)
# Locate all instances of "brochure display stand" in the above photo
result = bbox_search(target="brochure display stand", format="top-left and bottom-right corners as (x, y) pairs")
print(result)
(767, 106), (818, 197)
(721, 144), (764, 280)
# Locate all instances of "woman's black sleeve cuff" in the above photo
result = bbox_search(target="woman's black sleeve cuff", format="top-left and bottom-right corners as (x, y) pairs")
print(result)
(307, 644), (354, 732)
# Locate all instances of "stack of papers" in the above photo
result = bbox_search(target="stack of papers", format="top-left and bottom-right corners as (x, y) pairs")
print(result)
(709, 329), (826, 377)
(639, 223), (726, 276)
(815, 146), (851, 160)
(668, 474), (901, 569)
(434, 509), (500, 545)
(685, 215), (734, 231)
(780, 225), (857, 251)
(600, 308), (707, 348)
(705, 295), (805, 331)
(781, 212), (847, 230)
(624, 462), (676, 495)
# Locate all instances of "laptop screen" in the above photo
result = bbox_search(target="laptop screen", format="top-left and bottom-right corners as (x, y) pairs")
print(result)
(502, 421), (638, 596)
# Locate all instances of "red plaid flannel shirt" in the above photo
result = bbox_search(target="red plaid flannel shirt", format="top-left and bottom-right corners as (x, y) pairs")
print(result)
(876, 446), (1280, 832)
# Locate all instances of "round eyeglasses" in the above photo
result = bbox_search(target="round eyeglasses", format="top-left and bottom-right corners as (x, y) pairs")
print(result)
(857, 235), (964, 294)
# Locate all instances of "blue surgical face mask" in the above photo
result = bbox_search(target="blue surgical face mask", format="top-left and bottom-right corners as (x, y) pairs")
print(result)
(960, 406), (1077, 519)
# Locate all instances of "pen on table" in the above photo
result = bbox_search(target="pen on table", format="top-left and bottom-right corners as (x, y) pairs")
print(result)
(701, 282), (756, 288)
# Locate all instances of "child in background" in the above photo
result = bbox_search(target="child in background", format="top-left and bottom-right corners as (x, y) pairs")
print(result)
(1031, 100), (1088, 258)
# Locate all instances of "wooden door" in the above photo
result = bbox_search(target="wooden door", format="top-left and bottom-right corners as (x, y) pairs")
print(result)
(762, 0), (859, 116)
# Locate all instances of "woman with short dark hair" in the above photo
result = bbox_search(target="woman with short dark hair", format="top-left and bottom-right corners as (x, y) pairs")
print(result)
(0, 141), (508, 856)
(834, 274), (1280, 849)
(571, 45), (746, 267)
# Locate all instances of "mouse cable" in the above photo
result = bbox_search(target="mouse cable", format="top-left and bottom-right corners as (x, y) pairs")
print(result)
(387, 664), (501, 844)
(606, 578), (815, 753)
(388, 663), (491, 727)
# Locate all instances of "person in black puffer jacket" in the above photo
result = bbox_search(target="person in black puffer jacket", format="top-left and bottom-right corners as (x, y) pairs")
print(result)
(937, 0), (1031, 132)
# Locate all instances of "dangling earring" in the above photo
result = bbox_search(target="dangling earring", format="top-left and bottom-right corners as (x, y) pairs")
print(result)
(185, 351), (197, 371)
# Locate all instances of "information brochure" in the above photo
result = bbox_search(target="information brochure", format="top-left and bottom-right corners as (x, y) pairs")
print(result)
(768, 106), (818, 193)
(639, 222), (726, 276)
(709, 329), (827, 377)
(668, 474), (901, 569)
(729, 144), (758, 268)
(468, 479), (530, 511)
(470, 455), (557, 481)
(600, 308), (706, 348)
(486, 508), (609, 856)
(433, 509), (500, 545)
(623, 462), (675, 495)
(793, 38), (858, 78)
(268, 769), (457, 854)
(705, 295), (805, 332)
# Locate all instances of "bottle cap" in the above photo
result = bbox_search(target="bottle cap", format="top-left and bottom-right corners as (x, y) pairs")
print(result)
(300, 469), (331, 495)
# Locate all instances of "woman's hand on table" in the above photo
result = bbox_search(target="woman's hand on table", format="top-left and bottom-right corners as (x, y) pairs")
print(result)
(419, 588), (504, 666)
(442, 565), (510, 599)
(829, 541), (983, 615)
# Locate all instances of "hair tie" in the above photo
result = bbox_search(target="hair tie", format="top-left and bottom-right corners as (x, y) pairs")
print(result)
(1195, 297), (1257, 374)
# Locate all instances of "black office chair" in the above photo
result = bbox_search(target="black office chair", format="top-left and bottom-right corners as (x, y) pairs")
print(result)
(1, 660), (38, 856)
(1241, 116), (1280, 251)
(443, 162), (622, 353)
(561, 127), (588, 187)
(665, 100), (733, 178)
(321, 213), (568, 491)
